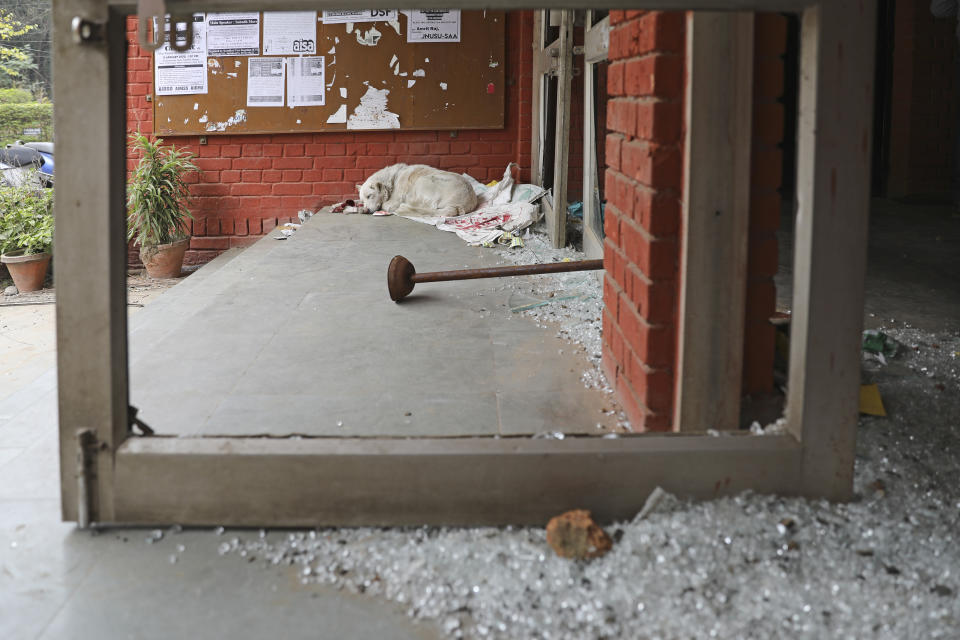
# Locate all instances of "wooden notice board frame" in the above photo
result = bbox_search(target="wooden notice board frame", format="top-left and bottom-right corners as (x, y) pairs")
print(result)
(153, 10), (505, 136)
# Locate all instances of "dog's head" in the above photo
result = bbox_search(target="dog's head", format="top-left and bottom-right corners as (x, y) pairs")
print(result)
(357, 177), (390, 214)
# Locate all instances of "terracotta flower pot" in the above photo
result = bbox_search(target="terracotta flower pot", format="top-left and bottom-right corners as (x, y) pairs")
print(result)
(1, 251), (51, 292)
(140, 236), (189, 279)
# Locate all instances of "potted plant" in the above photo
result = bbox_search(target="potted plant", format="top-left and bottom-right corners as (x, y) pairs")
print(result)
(0, 184), (54, 292)
(126, 131), (199, 279)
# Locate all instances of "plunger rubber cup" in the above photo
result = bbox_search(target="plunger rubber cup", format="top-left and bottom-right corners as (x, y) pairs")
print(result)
(388, 255), (416, 302)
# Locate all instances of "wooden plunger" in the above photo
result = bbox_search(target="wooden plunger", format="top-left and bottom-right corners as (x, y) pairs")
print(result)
(387, 254), (604, 302)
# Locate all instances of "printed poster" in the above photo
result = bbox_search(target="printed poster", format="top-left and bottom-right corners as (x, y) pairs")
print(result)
(322, 10), (398, 24)
(287, 56), (325, 107)
(154, 14), (208, 96)
(262, 11), (317, 55)
(247, 57), (285, 107)
(206, 12), (260, 56)
(406, 10), (460, 42)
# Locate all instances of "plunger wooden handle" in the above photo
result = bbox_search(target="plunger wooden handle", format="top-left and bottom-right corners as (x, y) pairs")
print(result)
(387, 254), (604, 302)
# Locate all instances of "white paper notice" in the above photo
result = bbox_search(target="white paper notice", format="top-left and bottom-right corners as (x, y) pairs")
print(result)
(322, 10), (398, 24)
(247, 57), (285, 107)
(154, 14), (208, 95)
(406, 10), (460, 42)
(287, 57), (325, 107)
(263, 11), (317, 55)
(206, 13), (260, 56)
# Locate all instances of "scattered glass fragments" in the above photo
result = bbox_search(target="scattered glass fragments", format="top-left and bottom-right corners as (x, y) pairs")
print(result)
(210, 325), (960, 639)
(496, 231), (628, 432)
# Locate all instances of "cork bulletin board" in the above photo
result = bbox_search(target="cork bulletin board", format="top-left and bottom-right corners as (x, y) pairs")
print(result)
(153, 10), (506, 136)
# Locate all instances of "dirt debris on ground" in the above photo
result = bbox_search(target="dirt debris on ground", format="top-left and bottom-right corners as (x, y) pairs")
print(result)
(0, 271), (177, 307)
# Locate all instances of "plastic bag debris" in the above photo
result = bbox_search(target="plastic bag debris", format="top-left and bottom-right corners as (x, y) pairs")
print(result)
(481, 231), (524, 248)
(274, 223), (301, 239)
(862, 330), (899, 365)
(566, 201), (583, 219)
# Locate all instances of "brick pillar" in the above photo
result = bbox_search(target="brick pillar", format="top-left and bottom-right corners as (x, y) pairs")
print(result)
(602, 11), (685, 432)
(742, 14), (786, 396)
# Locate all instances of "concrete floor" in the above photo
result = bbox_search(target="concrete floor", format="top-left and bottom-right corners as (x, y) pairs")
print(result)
(128, 211), (618, 437)
(2, 198), (956, 639)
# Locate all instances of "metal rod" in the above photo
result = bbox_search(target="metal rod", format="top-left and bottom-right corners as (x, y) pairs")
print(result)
(414, 259), (603, 283)
(387, 255), (604, 301)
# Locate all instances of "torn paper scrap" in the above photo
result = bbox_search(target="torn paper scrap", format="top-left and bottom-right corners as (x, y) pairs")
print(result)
(355, 25), (382, 46)
(347, 86), (400, 129)
(326, 104), (347, 124)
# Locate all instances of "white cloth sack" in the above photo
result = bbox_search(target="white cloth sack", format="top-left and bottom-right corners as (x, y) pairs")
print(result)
(399, 163), (546, 245)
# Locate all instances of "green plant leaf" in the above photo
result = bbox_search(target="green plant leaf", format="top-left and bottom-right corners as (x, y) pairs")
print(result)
(126, 131), (201, 246)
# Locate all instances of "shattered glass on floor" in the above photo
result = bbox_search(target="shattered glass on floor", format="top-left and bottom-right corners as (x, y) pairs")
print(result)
(493, 230), (625, 426)
(208, 323), (960, 638)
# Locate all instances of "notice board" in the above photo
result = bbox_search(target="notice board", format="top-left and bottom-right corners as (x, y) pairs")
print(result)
(152, 10), (505, 136)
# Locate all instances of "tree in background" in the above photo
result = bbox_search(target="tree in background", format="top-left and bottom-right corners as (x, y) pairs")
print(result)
(0, 2), (50, 99)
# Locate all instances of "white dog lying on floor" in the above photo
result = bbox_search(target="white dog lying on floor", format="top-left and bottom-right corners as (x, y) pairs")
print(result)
(357, 163), (478, 220)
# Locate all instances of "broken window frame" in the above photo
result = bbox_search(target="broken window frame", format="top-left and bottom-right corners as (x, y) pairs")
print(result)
(530, 9), (575, 249)
(54, 0), (874, 526)
(581, 10), (610, 261)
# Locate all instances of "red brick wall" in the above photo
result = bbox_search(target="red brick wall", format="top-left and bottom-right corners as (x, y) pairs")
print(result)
(601, 11), (784, 430)
(742, 14), (785, 396)
(601, 10), (686, 432)
(125, 13), (536, 266)
(888, 0), (960, 196)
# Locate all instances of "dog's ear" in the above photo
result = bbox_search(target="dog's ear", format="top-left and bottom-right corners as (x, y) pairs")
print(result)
(377, 182), (391, 199)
